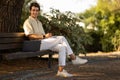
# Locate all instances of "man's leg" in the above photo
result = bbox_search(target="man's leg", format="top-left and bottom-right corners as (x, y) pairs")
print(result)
(55, 36), (73, 55)
(51, 44), (73, 77)
(56, 36), (88, 65)
(40, 36), (87, 77)
(51, 44), (66, 67)
(40, 37), (67, 67)
(40, 36), (87, 64)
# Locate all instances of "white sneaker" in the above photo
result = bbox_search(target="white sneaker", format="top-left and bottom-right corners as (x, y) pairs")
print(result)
(72, 56), (88, 65)
(56, 69), (73, 77)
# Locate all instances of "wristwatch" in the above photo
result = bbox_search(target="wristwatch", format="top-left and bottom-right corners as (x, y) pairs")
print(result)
(43, 35), (45, 39)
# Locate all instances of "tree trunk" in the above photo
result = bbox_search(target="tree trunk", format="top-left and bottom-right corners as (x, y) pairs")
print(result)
(0, 0), (24, 32)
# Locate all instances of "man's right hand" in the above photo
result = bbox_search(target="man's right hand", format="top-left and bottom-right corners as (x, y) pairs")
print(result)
(45, 33), (52, 38)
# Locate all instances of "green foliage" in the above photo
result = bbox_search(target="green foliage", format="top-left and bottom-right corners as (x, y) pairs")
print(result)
(77, 0), (120, 52)
(79, 7), (96, 26)
(98, 10), (120, 51)
(112, 30), (120, 51)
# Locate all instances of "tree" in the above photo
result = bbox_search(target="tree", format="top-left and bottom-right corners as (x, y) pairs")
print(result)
(78, 0), (120, 52)
(21, 0), (31, 26)
(0, 0), (24, 32)
(95, 0), (120, 51)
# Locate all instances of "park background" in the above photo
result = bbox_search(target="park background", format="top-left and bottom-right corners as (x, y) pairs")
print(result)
(0, 0), (120, 79)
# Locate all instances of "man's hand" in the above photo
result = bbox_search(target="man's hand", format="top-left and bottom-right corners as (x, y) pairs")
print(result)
(45, 33), (52, 38)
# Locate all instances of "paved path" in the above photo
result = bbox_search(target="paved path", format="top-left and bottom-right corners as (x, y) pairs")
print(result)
(0, 55), (120, 80)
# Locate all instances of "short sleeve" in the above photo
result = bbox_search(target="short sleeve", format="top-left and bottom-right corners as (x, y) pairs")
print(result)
(23, 20), (34, 36)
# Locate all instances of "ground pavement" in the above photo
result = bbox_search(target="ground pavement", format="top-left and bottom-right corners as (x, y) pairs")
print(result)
(0, 52), (120, 80)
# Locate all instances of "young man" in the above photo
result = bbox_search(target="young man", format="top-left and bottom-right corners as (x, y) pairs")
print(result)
(23, 2), (88, 77)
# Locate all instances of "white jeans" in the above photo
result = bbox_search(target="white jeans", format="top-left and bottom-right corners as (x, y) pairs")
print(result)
(40, 36), (73, 66)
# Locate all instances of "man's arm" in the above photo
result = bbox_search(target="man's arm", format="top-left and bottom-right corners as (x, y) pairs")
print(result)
(27, 33), (52, 40)
(27, 34), (44, 40)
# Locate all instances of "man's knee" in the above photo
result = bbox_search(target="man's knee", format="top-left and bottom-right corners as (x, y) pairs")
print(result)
(57, 36), (65, 40)
(58, 44), (66, 51)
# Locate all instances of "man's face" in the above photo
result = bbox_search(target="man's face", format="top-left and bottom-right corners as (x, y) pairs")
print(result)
(30, 6), (40, 18)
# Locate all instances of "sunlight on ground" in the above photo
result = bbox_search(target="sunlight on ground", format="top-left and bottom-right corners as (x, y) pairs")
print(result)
(41, 51), (120, 58)
(80, 51), (120, 57)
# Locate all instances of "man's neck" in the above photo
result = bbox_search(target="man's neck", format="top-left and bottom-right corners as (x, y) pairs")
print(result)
(30, 16), (38, 20)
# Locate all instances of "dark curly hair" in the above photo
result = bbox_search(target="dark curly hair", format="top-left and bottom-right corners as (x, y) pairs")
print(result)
(30, 2), (40, 11)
